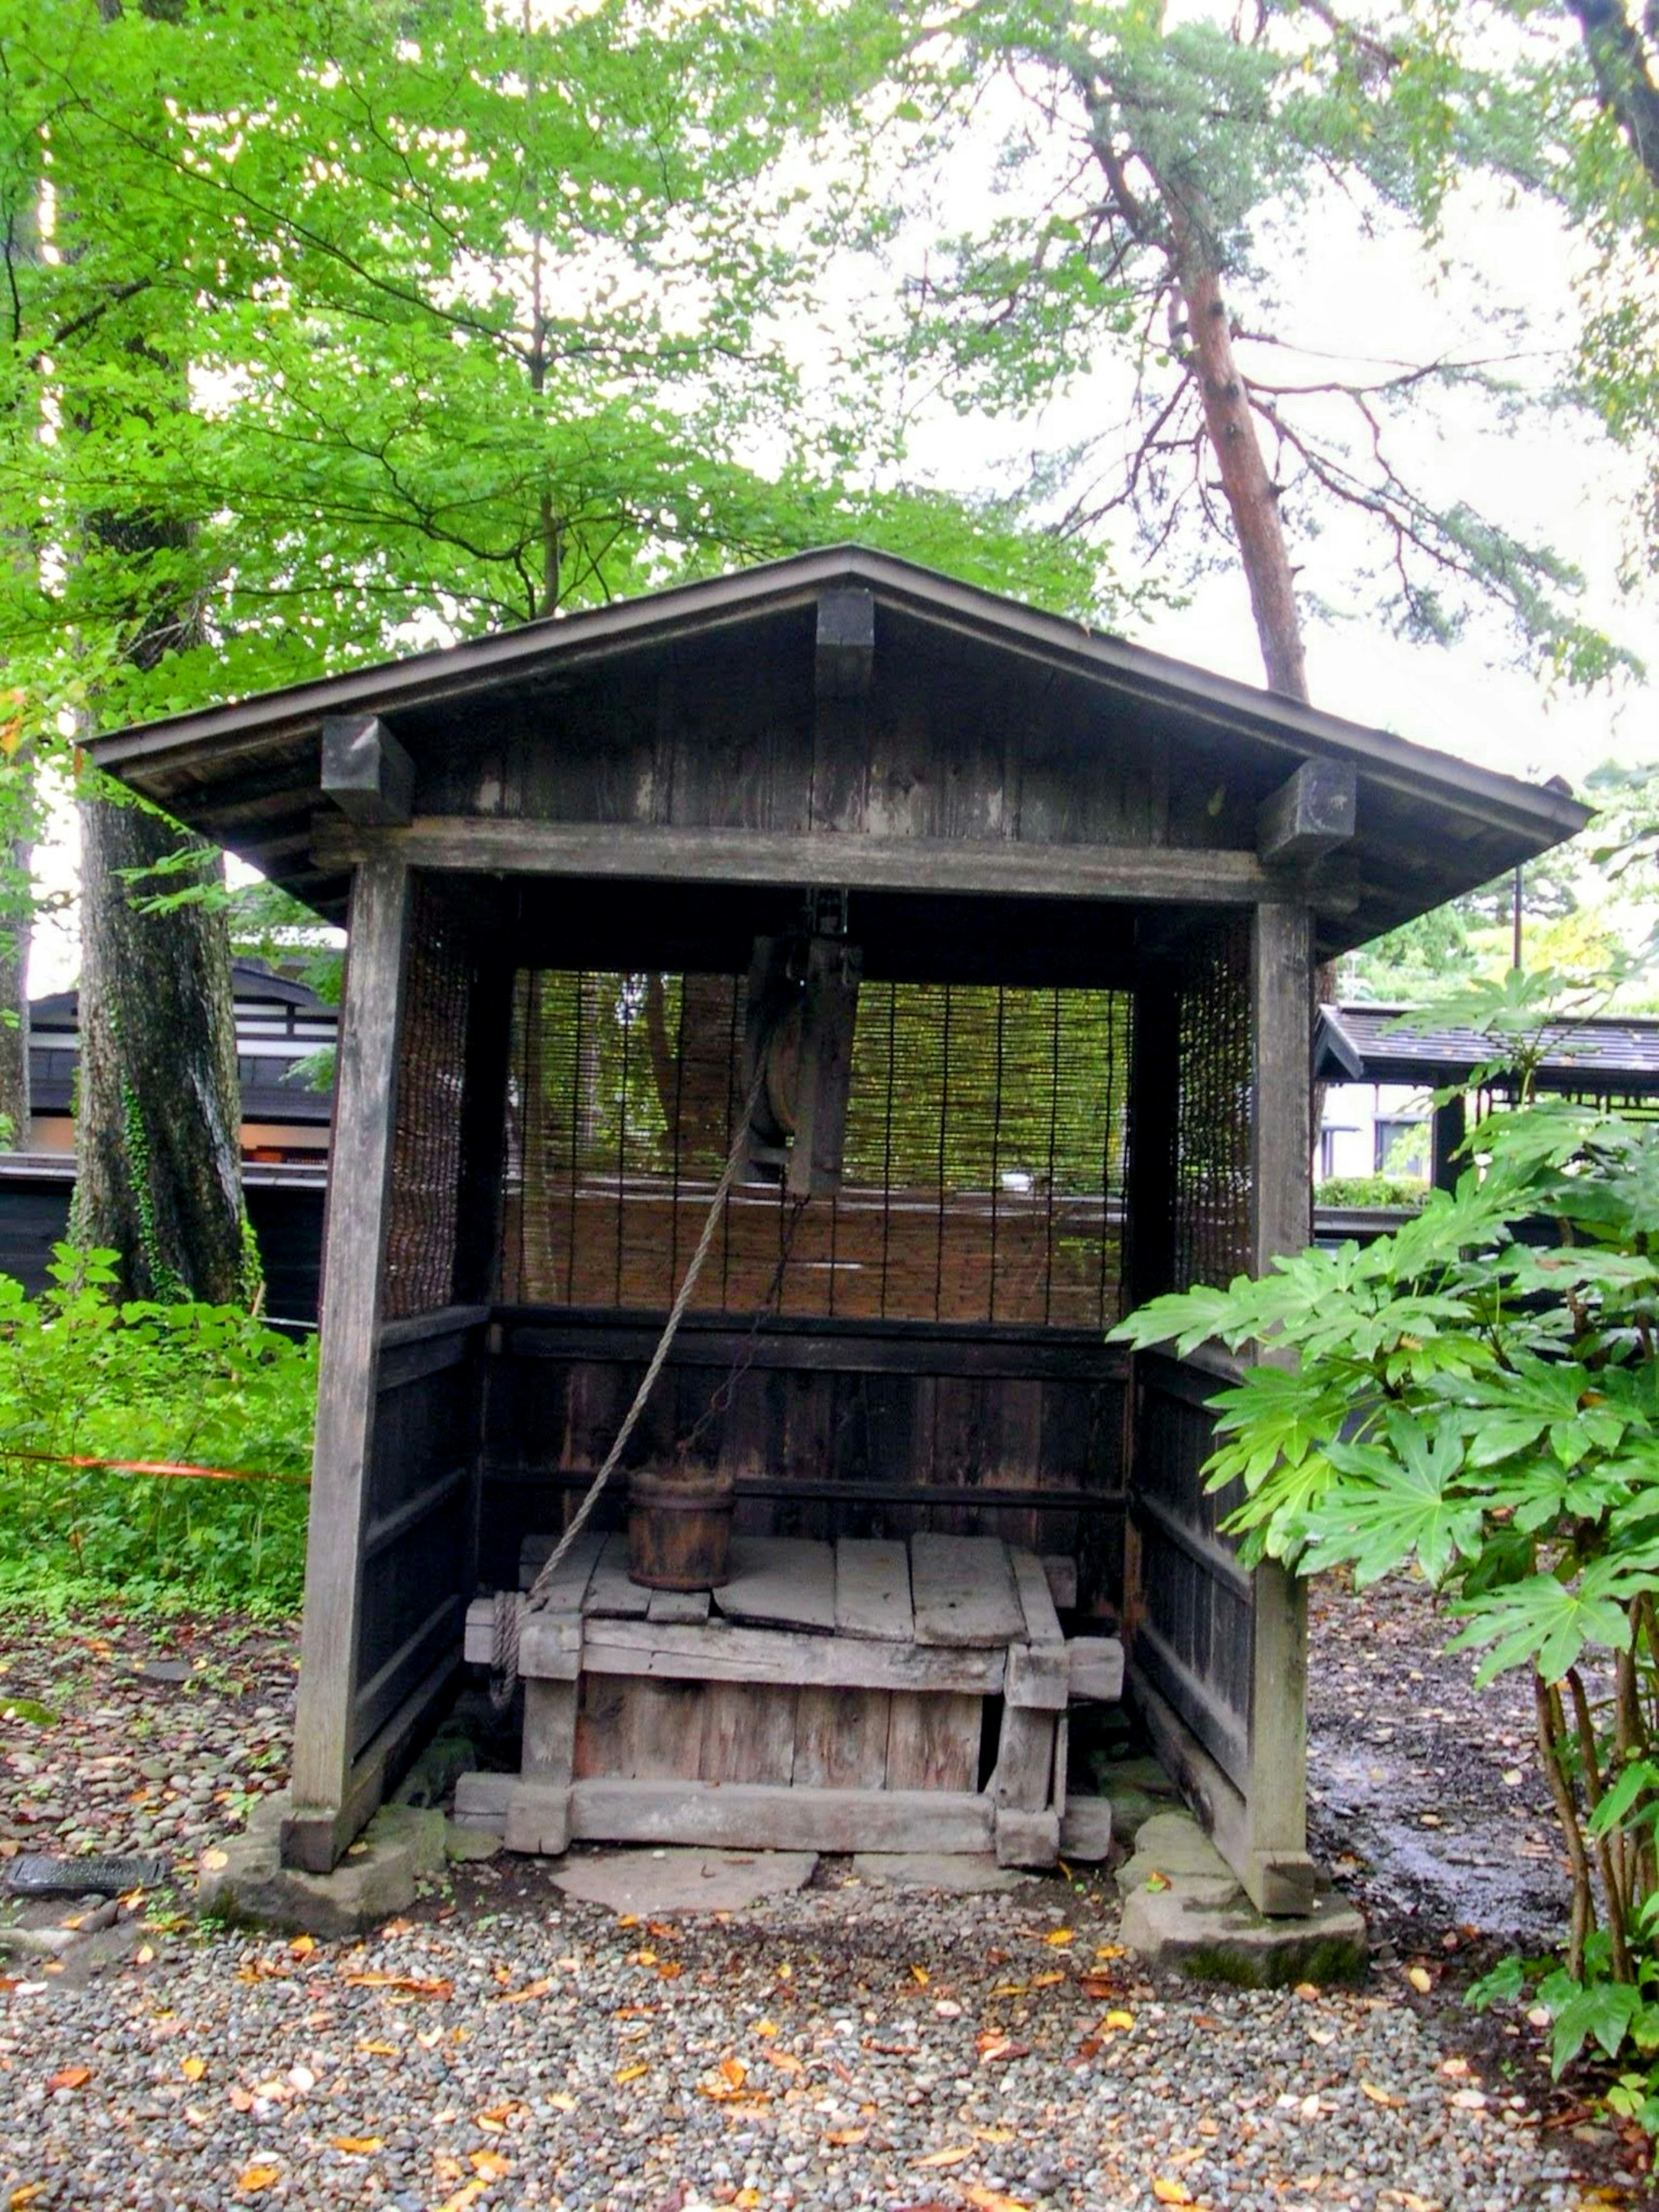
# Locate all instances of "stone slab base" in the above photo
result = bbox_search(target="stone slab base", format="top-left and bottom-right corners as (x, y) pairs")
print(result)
(852, 1853), (1031, 1894)
(552, 1847), (819, 1913)
(197, 1797), (477, 1938)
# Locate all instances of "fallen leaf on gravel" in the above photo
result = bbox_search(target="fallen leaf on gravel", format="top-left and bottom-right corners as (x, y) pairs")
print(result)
(228, 2087), (254, 2113)
(236, 2169), (281, 2195)
(1103, 2010), (1135, 2031)
(823, 2129), (868, 2147)
(646, 1921), (679, 1939)
(181, 2056), (207, 2082)
(1361, 2082), (1402, 2108)
(45, 2066), (89, 2091)
(417, 2028), (445, 2050)
(135, 1944), (154, 1965)
(10, 2186), (47, 2209)
(962, 2188), (1030, 2212)
(1043, 1928), (1074, 1947)
(475, 2102), (524, 2131)
(357, 2041), (398, 2057)
(1095, 1945), (1125, 1961)
(973, 2128), (1016, 2145)
(1450, 2089), (1487, 2111)
(379, 1918), (414, 1937)
(734, 2193), (763, 2210)
(1152, 2187), (1194, 2208)
(1307, 2028), (1335, 2047)
(658, 1961), (683, 1980)
(616, 2064), (649, 2085)
(289, 1935), (316, 1959)
(1030, 1971), (1065, 1989)
(975, 2033), (1030, 2064)
(201, 1849), (228, 1873)
(1078, 1977), (1116, 2000)
(753, 2020), (778, 2038)
(1407, 1967), (1432, 1994)
(469, 2151), (512, 2180)
(331, 2137), (385, 2155)
(616, 1914), (639, 1928)
(1293, 1982), (1321, 2000)
(769, 2051), (805, 2075)
(1440, 2058), (1470, 2078)
(912, 2145), (975, 2168)
(497, 1978), (553, 2004)
(433, 2183), (487, 2212)
(909, 1964), (930, 1986)
(548, 2092), (577, 2112)
(988, 1983), (1028, 1999)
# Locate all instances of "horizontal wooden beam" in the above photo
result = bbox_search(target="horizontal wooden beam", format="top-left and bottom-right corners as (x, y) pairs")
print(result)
(313, 815), (1277, 906)
(1257, 758), (1356, 867)
(321, 714), (414, 828)
(494, 1312), (1130, 1382)
(482, 1465), (1129, 1516)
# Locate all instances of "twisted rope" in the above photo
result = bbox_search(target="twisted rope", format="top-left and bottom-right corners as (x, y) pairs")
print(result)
(520, 1058), (770, 1630)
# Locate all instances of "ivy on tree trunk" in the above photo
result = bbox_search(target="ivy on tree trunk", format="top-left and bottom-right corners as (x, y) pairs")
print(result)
(74, 795), (250, 1305)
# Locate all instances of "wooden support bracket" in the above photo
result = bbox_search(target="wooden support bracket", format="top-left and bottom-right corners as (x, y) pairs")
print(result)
(321, 714), (414, 828)
(1257, 759), (1356, 868)
(815, 588), (875, 699)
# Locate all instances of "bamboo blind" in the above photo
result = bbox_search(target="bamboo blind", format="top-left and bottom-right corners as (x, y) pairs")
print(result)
(500, 969), (1132, 1328)
(383, 880), (471, 1321)
(1169, 914), (1252, 1292)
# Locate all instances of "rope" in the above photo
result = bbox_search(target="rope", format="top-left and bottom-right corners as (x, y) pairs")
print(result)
(520, 1058), (770, 1627)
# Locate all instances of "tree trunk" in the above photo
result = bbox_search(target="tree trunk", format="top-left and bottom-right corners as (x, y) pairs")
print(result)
(74, 795), (249, 1303)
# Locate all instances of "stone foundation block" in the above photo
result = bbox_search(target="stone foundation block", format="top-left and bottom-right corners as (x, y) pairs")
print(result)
(1121, 1873), (1368, 1989)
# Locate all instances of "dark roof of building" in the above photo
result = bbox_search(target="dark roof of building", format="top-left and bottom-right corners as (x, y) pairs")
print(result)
(1316, 1002), (1659, 1096)
(30, 959), (336, 1124)
(85, 544), (1589, 952)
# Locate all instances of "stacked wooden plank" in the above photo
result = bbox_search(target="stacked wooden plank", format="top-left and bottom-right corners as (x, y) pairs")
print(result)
(469, 1533), (1123, 1868)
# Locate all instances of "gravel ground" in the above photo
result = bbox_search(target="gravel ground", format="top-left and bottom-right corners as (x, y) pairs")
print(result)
(0, 1596), (1652, 2212)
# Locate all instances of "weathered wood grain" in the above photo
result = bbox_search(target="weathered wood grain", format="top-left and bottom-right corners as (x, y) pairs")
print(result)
(833, 1539), (913, 1643)
(579, 1618), (1005, 1695)
(909, 1535), (1024, 1648)
(585, 1532), (652, 1619)
(884, 1691), (982, 1793)
(700, 1683), (798, 1786)
(286, 854), (411, 1873)
(715, 1537), (836, 1632)
(648, 1588), (713, 1626)
(1010, 1549), (1064, 1648)
(1066, 1637), (1125, 1703)
(568, 1778), (995, 1854)
(991, 1705), (1055, 1812)
(792, 1687), (891, 1789)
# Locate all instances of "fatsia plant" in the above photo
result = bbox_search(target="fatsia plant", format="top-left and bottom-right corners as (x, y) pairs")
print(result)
(1111, 978), (1659, 2116)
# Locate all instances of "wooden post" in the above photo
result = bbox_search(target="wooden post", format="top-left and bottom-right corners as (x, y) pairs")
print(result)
(1244, 898), (1317, 1916)
(283, 853), (413, 1872)
(1431, 1093), (1466, 1195)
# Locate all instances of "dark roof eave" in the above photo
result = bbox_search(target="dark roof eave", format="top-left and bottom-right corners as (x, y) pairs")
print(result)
(86, 545), (1591, 855)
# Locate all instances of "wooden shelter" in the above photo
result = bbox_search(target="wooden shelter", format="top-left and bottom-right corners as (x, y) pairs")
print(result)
(89, 547), (1588, 1913)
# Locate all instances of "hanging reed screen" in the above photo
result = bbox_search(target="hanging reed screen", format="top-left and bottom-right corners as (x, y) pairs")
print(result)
(1169, 913), (1252, 1292)
(500, 970), (1132, 1328)
(383, 881), (472, 1321)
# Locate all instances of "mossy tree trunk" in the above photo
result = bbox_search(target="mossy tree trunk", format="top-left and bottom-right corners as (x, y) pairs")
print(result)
(75, 794), (249, 1303)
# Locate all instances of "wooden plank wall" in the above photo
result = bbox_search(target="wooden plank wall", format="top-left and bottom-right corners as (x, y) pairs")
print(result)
(350, 1309), (489, 1763)
(480, 1312), (1129, 1615)
(413, 607), (1255, 858)
(1126, 1350), (1252, 1789)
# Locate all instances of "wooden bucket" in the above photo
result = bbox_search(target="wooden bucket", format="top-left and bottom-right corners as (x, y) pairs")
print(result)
(627, 1465), (736, 1590)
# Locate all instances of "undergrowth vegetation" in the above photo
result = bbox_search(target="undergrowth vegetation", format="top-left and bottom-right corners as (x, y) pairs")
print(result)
(0, 1247), (314, 1615)
(1115, 971), (1659, 2140)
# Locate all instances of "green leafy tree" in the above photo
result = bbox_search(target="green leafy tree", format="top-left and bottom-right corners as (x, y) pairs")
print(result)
(0, 0), (1114, 1297)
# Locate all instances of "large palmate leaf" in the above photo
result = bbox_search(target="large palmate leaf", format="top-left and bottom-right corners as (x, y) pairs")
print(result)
(1450, 1565), (1637, 1686)
(1297, 1413), (1482, 1588)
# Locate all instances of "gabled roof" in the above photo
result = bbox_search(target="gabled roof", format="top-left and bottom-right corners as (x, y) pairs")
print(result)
(1316, 1003), (1659, 1096)
(86, 544), (1590, 949)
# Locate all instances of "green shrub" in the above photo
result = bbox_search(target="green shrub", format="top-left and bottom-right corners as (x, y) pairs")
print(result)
(0, 1247), (315, 1615)
(1113, 970), (1659, 2139)
(1314, 1173), (1429, 1211)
